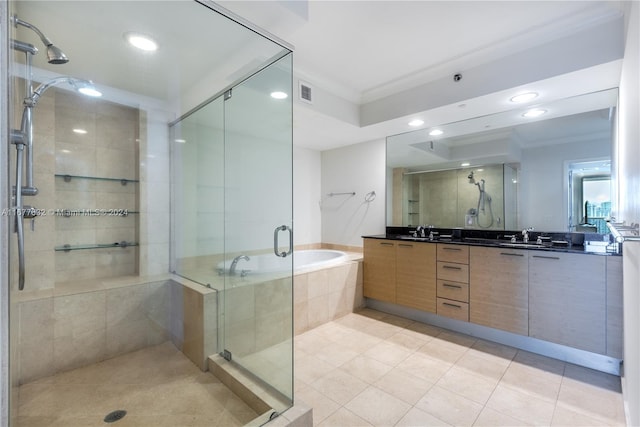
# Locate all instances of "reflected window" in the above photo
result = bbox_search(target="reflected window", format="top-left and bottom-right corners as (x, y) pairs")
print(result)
(568, 159), (611, 233)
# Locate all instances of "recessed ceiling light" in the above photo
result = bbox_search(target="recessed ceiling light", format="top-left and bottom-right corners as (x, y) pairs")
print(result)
(270, 91), (288, 99)
(408, 119), (424, 127)
(429, 129), (443, 136)
(510, 92), (538, 103)
(124, 32), (158, 52)
(461, 162), (470, 167)
(523, 108), (547, 118)
(72, 128), (87, 134)
(175, 139), (186, 144)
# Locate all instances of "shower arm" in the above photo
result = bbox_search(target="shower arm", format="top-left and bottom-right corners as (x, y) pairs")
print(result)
(13, 16), (55, 48)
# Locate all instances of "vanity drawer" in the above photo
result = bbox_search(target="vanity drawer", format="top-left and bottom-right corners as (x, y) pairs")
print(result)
(437, 279), (469, 303)
(437, 261), (469, 283)
(437, 297), (469, 322)
(437, 244), (469, 264)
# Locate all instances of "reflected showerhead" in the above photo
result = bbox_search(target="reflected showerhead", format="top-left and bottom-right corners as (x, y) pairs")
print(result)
(468, 171), (475, 183)
(12, 15), (69, 64)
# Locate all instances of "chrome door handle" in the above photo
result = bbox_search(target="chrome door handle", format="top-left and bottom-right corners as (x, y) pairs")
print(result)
(274, 225), (293, 258)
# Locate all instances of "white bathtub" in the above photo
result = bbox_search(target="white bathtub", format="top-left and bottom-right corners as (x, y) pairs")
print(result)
(218, 249), (348, 275)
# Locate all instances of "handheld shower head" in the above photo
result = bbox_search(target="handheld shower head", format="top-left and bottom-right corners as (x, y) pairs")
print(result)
(27, 77), (101, 106)
(12, 15), (69, 64)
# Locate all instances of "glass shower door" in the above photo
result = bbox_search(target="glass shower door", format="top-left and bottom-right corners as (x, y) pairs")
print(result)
(222, 53), (293, 408)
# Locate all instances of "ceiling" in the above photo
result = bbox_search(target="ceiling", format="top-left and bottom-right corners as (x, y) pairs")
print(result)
(218, 0), (626, 151)
(12, 1), (627, 152)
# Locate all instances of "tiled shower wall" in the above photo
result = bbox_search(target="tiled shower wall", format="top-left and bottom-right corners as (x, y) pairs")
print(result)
(17, 280), (178, 384)
(53, 89), (140, 284)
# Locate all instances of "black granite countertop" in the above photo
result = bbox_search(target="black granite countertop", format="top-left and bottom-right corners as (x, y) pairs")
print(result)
(363, 227), (621, 256)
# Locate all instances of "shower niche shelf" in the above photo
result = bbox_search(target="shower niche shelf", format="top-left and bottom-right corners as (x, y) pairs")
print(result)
(55, 242), (139, 252)
(55, 174), (139, 185)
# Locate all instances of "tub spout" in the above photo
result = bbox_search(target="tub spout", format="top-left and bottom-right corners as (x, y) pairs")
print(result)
(229, 255), (250, 275)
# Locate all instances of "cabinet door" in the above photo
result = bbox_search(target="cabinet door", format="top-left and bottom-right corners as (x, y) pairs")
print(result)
(363, 239), (396, 303)
(606, 256), (623, 358)
(396, 242), (436, 313)
(469, 246), (528, 335)
(529, 252), (606, 354)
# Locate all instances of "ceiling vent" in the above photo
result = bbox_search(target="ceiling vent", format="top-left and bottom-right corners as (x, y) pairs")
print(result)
(299, 81), (313, 104)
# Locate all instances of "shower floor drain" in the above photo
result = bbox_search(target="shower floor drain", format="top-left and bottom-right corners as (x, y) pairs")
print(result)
(103, 410), (127, 423)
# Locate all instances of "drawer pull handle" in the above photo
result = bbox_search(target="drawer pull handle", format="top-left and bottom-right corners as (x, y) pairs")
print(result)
(443, 283), (462, 289)
(532, 255), (560, 260)
(443, 302), (461, 309)
(442, 265), (462, 270)
(443, 247), (462, 251)
(380, 242), (394, 246)
(399, 244), (413, 248)
(500, 252), (524, 257)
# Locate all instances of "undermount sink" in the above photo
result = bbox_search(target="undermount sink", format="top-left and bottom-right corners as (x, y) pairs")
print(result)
(463, 237), (499, 244)
(499, 242), (547, 249)
(396, 235), (434, 241)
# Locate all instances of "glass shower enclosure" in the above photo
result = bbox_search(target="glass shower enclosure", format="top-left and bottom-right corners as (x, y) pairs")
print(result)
(2, 0), (293, 425)
(171, 55), (294, 411)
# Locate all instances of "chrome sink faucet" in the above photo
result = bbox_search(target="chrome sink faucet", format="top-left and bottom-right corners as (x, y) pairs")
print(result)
(229, 255), (250, 275)
(522, 227), (533, 243)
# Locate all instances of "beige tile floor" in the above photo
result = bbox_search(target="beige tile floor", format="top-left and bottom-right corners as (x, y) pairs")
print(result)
(295, 308), (627, 427)
(16, 342), (258, 427)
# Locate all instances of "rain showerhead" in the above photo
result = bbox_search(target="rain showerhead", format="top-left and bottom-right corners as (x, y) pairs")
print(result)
(45, 44), (69, 65)
(12, 15), (69, 64)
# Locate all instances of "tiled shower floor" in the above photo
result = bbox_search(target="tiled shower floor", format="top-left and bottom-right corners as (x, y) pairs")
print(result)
(15, 342), (258, 427)
(295, 308), (627, 427)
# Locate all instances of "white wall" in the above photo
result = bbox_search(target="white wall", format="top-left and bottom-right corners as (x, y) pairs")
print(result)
(321, 139), (386, 248)
(519, 138), (611, 232)
(617, 1), (640, 425)
(293, 147), (322, 246)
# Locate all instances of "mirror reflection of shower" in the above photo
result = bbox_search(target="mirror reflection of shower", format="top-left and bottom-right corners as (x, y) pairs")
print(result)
(468, 171), (494, 228)
(10, 14), (102, 290)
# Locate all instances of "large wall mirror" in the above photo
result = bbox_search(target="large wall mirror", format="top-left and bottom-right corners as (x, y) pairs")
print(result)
(386, 88), (617, 233)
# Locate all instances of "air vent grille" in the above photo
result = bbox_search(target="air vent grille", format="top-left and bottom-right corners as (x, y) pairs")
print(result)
(299, 81), (313, 104)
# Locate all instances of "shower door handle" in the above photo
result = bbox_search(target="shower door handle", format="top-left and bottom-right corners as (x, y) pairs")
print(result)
(274, 225), (293, 258)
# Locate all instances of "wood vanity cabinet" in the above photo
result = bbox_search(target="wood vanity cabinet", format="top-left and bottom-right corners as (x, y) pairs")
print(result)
(469, 246), (528, 335)
(396, 242), (436, 313)
(363, 239), (397, 303)
(528, 252), (606, 354)
(363, 238), (437, 311)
